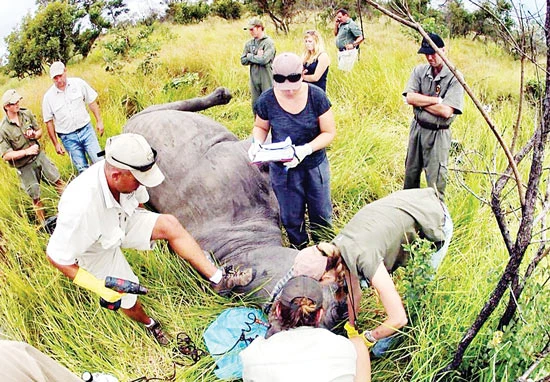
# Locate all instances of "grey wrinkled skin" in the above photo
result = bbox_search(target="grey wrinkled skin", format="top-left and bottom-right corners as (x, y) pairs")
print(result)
(123, 88), (345, 329)
(124, 88), (297, 299)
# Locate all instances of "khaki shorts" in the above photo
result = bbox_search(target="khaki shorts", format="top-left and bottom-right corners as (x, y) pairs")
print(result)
(17, 151), (60, 200)
(77, 209), (159, 309)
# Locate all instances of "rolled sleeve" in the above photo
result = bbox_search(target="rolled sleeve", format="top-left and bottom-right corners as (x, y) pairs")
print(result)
(80, 79), (98, 105)
(403, 66), (423, 96)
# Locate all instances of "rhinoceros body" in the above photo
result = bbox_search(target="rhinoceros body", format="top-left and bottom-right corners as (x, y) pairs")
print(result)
(123, 88), (297, 298)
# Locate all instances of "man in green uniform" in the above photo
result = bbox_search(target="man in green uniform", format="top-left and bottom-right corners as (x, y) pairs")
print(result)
(333, 8), (364, 71)
(241, 18), (276, 111)
(403, 33), (464, 201)
(0, 89), (64, 224)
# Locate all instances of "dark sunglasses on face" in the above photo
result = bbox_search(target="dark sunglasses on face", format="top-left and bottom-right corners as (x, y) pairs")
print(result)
(273, 73), (302, 83)
(111, 147), (158, 172)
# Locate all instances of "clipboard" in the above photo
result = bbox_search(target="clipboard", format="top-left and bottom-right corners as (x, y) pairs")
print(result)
(251, 137), (295, 164)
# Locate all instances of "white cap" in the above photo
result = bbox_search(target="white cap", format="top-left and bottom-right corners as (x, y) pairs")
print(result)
(103, 133), (165, 187)
(2, 89), (22, 107)
(49, 61), (66, 79)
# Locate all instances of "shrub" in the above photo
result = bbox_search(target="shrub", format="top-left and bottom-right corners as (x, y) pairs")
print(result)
(525, 78), (544, 104)
(212, 0), (243, 20)
(166, 1), (210, 24)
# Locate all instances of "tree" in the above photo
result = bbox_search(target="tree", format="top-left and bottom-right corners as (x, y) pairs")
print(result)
(4, 0), (128, 77)
(470, 0), (514, 42)
(5, 2), (79, 77)
(104, 0), (130, 25)
(245, 0), (298, 33)
(444, 0), (473, 38)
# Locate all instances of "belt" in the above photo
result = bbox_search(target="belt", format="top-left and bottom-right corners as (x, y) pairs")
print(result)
(58, 123), (88, 136)
(14, 151), (39, 169)
(415, 118), (449, 131)
(339, 46), (358, 52)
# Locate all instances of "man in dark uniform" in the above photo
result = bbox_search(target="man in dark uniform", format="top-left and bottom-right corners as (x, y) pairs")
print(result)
(403, 33), (464, 201)
(0, 89), (64, 224)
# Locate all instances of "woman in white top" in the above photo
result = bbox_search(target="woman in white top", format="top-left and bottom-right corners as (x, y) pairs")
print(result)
(241, 276), (370, 382)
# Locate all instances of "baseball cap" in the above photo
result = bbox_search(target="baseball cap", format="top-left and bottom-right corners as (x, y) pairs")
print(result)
(292, 245), (328, 280)
(2, 89), (22, 107)
(102, 133), (165, 187)
(272, 52), (303, 91)
(417, 33), (445, 55)
(49, 61), (66, 79)
(244, 18), (264, 30)
(279, 276), (324, 310)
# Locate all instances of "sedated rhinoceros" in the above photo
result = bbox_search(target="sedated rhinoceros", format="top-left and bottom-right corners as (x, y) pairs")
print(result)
(123, 87), (298, 299)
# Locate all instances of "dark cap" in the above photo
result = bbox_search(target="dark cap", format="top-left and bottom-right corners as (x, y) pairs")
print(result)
(418, 33), (445, 55)
(279, 276), (323, 310)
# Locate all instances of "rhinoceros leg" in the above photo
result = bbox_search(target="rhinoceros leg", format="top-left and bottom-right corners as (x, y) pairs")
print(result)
(134, 87), (232, 117)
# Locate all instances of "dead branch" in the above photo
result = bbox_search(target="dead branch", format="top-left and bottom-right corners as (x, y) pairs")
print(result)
(517, 339), (550, 382)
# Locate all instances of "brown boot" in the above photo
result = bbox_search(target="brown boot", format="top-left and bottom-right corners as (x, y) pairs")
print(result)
(212, 265), (256, 296)
(146, 318), (169, 346)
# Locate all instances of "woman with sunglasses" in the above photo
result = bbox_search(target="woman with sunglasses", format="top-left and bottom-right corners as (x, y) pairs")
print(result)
(249, 52), (336, 250)
(302, 30), (330, 92)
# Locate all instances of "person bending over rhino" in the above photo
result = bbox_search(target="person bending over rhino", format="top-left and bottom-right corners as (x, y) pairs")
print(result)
(288, 188), (452, 357)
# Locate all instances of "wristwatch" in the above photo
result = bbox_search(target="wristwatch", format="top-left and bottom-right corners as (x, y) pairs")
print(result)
(362, 330), (378, 347)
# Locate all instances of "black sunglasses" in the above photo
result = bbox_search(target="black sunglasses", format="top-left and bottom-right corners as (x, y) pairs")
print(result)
(109, 147), (158, 172)
(273, 73), (302, 83)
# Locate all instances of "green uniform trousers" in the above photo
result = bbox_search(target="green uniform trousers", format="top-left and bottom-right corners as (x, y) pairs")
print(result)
(404, 120), (451, 200)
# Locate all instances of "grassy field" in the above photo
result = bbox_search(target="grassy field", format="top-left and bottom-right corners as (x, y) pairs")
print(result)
(0, 15), (548, 381)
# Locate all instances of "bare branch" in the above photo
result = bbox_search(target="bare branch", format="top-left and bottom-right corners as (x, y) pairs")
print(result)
(517, 339), (550, 382)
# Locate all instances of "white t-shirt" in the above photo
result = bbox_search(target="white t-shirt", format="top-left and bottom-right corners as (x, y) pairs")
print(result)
(42, 77), (98, 134)
(47, 161), (152, 266)
(240, 326), (356, 382)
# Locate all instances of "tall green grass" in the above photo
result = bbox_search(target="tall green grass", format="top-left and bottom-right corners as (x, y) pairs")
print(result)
(0, 16), (548, 381)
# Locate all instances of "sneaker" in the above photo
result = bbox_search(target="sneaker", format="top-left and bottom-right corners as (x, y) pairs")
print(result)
(146, 319), (169, 346)
(212, 265), (256, 296)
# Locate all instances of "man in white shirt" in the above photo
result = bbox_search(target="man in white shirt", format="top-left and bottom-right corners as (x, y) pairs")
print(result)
(46, 133), (255, 344)
(240, 276), (370, 381)
(42, 61), (104, 173)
